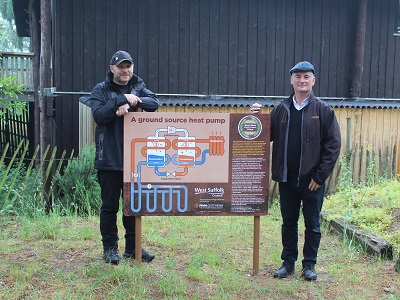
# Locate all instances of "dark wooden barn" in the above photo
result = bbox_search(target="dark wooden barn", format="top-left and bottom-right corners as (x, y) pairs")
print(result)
(9, 0), (400, 158)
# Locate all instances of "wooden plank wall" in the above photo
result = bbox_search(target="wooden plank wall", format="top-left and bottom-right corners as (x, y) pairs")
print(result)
(53, 0), (400, 157)
(364, 0), (400, 98)
(79, 104), (400, 198)
(78, 103), (95, 153)
(52, 0), (400, 96)
(331, 107), (400, 188)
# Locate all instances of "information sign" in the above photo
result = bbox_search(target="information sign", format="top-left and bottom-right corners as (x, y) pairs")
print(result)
(123, 112), (270, 216)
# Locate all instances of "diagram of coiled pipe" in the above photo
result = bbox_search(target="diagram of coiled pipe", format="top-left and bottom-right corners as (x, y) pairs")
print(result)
(130, 126), (225, 213)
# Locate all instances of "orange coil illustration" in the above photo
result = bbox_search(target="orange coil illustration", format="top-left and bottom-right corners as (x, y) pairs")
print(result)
(208, 135), (225, 156)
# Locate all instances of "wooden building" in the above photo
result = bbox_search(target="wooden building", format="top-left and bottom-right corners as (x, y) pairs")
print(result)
(8, 0), (400, 193)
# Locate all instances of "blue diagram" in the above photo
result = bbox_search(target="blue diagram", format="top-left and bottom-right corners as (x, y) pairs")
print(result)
(130, 126), (225, 213)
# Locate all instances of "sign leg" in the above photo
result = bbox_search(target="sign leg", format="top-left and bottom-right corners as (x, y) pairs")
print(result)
(253, 216), (260, 275)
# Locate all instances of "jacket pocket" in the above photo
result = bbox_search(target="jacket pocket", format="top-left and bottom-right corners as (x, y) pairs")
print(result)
(305, 117), (320, 144)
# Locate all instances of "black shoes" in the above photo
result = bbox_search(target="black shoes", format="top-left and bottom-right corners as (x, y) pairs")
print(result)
(274, 262), (318, 280)
(273, 263), (295, 278)
(123, 248), (155, 262)
(103, 248), (120, 265)
(103, 248), (155, 264)
(301, 264), (318, 280)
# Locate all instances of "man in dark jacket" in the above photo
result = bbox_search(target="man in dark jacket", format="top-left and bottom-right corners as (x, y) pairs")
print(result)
(251, 61), (341, 280)
(89, 50), (159, 264)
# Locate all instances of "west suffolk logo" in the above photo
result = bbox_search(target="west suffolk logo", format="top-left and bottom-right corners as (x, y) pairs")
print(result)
(194, 187), (225, 197)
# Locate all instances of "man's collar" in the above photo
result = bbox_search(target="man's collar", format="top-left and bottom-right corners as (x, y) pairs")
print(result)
(292, 95), (310, 110)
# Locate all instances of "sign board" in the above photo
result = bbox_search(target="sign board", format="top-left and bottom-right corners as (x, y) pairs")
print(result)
(123, 112), (270, 216)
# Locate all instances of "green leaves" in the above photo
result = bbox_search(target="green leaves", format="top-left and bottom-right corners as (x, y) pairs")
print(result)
(0, 61), (26, 122)
(0, 74), (22, 97)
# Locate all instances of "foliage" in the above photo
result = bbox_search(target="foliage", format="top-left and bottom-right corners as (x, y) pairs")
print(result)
(0, 0), (14, 23)
(0, 142), (100, 217)
(52, 145), (101, 216)
(324, 156), (400, 252)
(0, 72), (25, 120)
(0, 164), (43, 215)
(0, 142), (43, 216)
(0, 23), (26, 122)
(0, 1), (29, 127)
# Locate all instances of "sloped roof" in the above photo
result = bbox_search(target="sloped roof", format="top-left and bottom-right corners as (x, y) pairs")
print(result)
(79, 93), (400, 109)
(158, 95), (400, 109)
(12, 0), (30, 37)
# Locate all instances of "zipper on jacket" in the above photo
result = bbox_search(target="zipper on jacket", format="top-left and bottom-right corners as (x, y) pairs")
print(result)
(297, 110), (304, 187)
(99, 133), (104, 161)
(283, 105), (290, 182)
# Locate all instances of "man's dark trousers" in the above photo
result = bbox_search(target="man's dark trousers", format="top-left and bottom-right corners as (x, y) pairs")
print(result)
(98, 170), (135, 251)
(278, 180), (325, 267)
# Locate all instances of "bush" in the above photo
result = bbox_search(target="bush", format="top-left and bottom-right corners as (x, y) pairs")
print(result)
(0, 163), (42, 215)
(53, 145), (101, 216)
(0, 142), (44, 216)
(0, 34), (26, 122)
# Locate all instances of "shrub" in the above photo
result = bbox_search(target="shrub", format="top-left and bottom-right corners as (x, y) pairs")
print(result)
(0, 142), (44, 216)
(0, 164), (43, 216)
(53, 145), (101, 216)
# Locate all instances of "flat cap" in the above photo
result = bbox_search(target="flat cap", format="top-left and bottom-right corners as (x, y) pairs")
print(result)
(289, 61), (315, 75)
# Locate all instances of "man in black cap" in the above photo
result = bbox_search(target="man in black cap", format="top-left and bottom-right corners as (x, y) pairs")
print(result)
(89, 50), (159, 264)
(251, 61), (341, 280)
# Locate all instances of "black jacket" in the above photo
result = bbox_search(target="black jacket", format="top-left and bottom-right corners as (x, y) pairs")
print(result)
(90, 71), (159, 170)
(270, 91), (341, 185)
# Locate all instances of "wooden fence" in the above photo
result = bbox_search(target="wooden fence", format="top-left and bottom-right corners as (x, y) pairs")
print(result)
(0, 52), (34, 93)
(79, 103), (400, 198)
(0, 52), (35, 159)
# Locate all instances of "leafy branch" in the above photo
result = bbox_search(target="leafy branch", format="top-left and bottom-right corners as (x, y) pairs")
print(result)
(0, 23), (26, 121)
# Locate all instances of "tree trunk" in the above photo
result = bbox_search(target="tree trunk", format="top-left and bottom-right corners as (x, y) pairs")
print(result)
(39, 0), (53, 212)
(30, 0), (40, 153)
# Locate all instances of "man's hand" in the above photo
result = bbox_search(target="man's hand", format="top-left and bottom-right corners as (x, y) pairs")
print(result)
(125, 94), (142, 107)
(308, 178), (321, 191)
(250, 103), (263, 114)
(116, 103), (130, 116)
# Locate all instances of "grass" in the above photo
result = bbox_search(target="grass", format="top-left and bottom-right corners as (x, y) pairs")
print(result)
(1, 201), (399, 300)
(324, 179), (400, 252)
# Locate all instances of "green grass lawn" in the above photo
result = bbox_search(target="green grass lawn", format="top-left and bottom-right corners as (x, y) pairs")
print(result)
(1, 197), (399, 300)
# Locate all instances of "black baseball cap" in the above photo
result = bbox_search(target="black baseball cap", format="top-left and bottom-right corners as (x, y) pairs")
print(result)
(110, 50), (133, 65)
